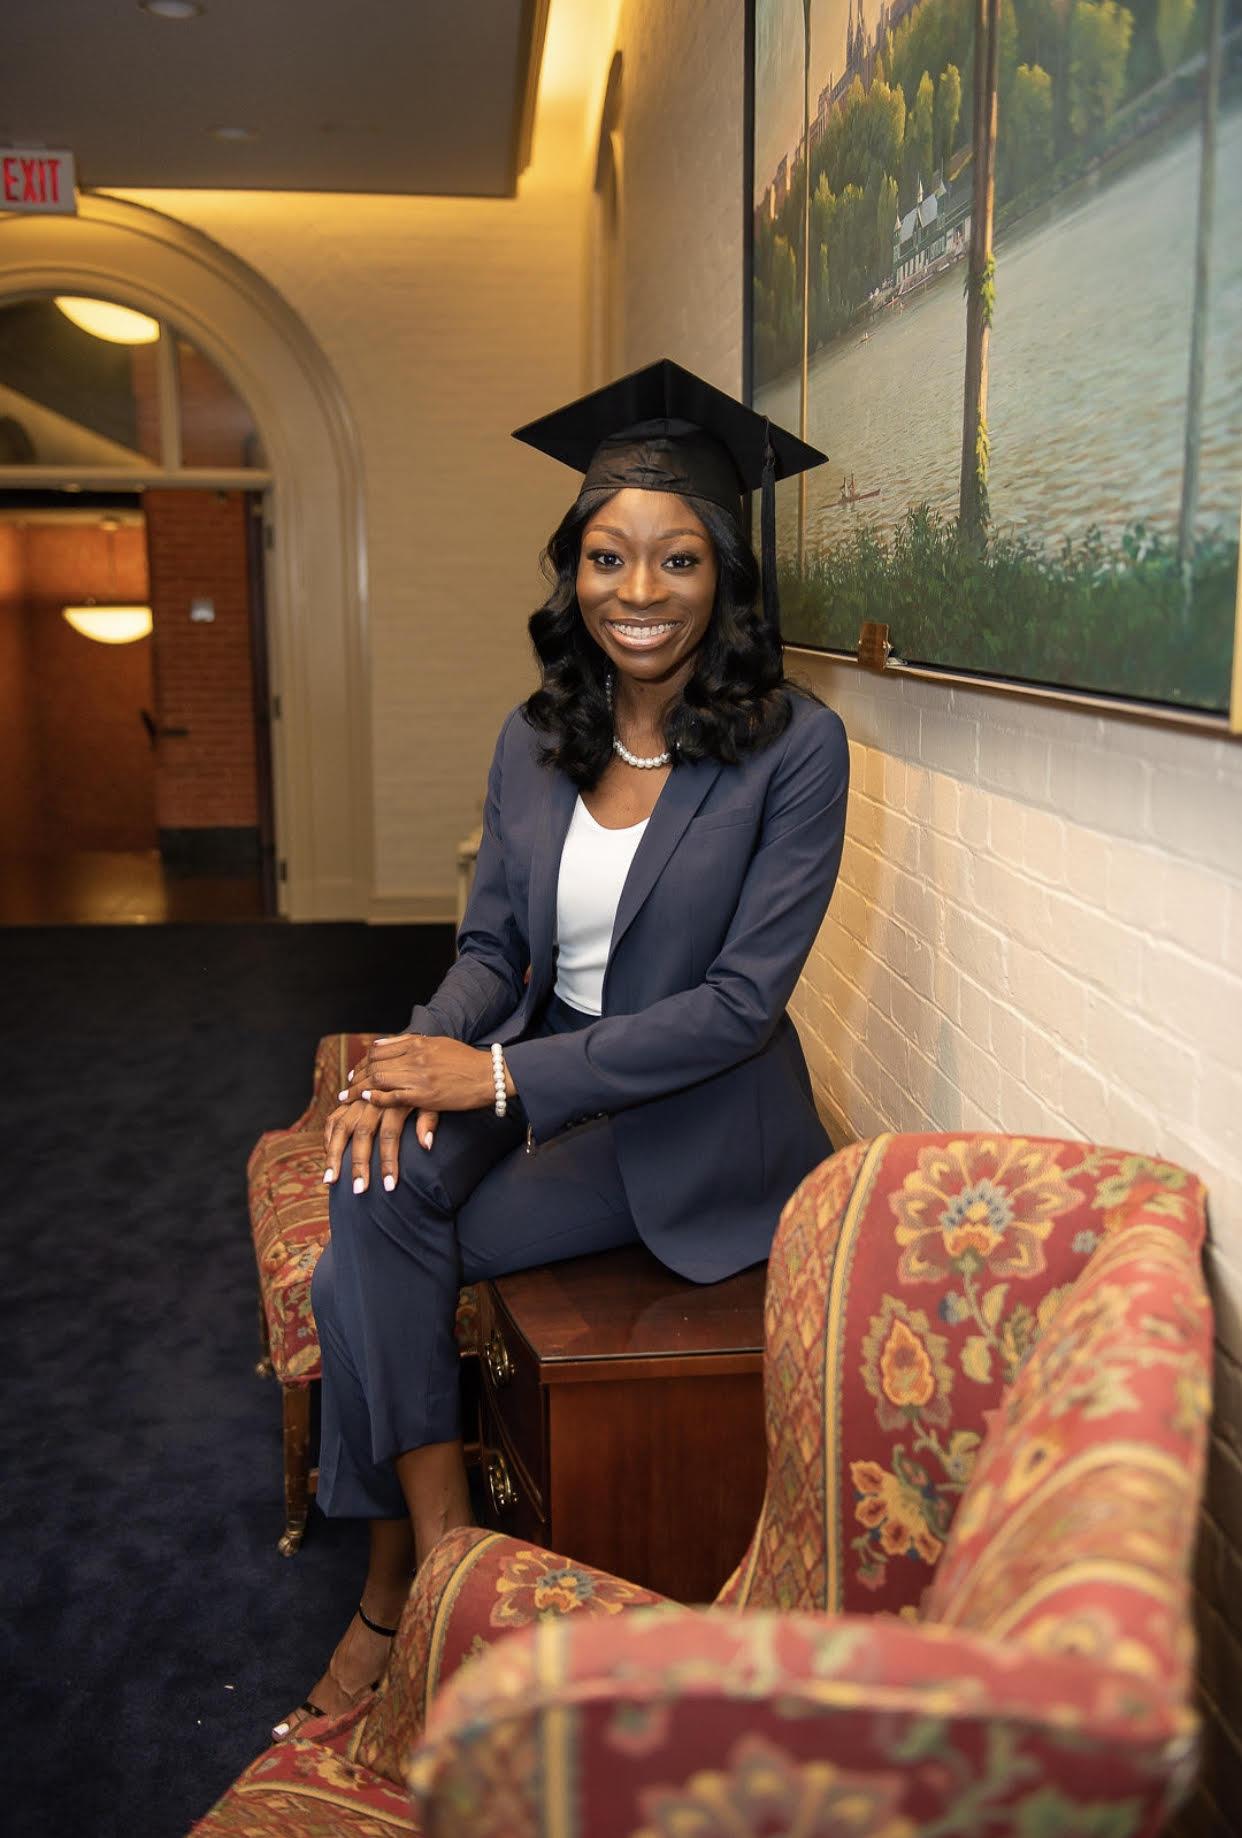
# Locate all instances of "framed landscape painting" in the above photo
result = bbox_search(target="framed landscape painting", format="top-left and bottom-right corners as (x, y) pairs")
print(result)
(746, 0), (1242, 717)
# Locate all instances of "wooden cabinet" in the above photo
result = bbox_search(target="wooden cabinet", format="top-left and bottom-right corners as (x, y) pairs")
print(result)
(476, 1245), (767, 1603)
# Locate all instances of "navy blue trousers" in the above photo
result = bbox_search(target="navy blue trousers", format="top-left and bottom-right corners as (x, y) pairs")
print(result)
(312, 994), (640, 1518)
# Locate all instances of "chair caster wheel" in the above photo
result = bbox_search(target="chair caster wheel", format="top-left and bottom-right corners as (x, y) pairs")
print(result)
(278, 1527), (305, 1556)
(255, 1356), (274, 1378)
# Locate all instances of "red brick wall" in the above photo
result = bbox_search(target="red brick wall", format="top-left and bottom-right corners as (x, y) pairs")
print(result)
(144, 489), (258, 831)
(178, 341), (260, 469)
(0, 520), (156, 854)
(0, 525), (34, 853)
(23, 519), (147, 604)
(127, 341), (257, 468)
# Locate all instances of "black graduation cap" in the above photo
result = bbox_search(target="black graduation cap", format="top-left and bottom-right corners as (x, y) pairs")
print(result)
(512, 358), (827, 637)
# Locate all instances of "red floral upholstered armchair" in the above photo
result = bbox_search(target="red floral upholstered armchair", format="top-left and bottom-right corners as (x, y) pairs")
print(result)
(199, 1134), (1211, 1837)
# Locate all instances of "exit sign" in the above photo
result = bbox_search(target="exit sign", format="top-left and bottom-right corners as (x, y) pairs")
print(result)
(1, 149), (77, 214)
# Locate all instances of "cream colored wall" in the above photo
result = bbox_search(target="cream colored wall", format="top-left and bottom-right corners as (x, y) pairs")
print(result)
(116, 0), (627, 917)
(612, 0), (1242, 1826)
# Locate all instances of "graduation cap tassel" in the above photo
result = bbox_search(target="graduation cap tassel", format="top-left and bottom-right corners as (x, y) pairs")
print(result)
(760, 422), (780, 640)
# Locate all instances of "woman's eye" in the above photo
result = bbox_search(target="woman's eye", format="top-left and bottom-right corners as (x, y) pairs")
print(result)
(665, 552), (699, 570)
(587, 550), (622, 569)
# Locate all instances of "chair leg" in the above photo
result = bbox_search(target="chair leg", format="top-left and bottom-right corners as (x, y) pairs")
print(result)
(278, 1383), (312, 1556)
(255, 1292), (274, 1379)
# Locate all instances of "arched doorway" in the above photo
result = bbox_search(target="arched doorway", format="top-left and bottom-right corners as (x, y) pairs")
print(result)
(0, 292), (275, 916)
(0, 195), (369, 920)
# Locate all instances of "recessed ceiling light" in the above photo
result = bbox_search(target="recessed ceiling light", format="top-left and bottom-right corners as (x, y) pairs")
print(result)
(212, 126), (258, 143)
(138, 1), (205, 18)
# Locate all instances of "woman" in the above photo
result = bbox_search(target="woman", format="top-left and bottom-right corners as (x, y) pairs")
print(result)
(275, 360), (849, 1740)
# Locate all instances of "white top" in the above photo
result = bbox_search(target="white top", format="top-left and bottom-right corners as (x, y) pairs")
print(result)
(554, 796), (649, 1016)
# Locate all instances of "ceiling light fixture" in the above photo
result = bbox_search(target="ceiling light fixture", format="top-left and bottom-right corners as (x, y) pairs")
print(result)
(62, 518), (153, 645)
(54, 296), (161, 345)
(62, 605), (154, 645)
(138, 1), (205, 19)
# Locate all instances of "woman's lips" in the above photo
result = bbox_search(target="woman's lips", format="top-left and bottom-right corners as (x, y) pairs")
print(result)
(605, 619), (678, 650)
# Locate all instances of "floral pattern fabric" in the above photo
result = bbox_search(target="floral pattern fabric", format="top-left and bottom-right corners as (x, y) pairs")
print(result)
(724, 1133), (1204, 1623)
(249, 1033), (478, 1386)
(203, 1131), (1210, 1838)
(192, 1528), (666, 1834)
(191, 1736), (418, 1837)
(407, 1604), (1198, 1838)
(351, 1528), (666, 1783)
(921, 1210), (1210, 1689)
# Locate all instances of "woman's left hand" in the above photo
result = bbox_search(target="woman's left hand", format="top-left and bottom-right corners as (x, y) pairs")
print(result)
(346, 1035), (499, 1113)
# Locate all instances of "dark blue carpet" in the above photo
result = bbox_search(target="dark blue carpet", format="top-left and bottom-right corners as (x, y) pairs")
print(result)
(1, 922), (455, 1837)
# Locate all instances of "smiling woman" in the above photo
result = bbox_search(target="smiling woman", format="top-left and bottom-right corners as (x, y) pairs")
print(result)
(520, 359), (828, 800)
(268, 357), (852, 1749)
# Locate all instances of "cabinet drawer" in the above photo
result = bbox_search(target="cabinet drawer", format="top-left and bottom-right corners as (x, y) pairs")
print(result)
(477, 1286), (545, 1505)
(477, 1389), (549, 1546)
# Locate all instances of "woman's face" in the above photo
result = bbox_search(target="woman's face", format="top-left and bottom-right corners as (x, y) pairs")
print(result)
(576, 488), (718, 686)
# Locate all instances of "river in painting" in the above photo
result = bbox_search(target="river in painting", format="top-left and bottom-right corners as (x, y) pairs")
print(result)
(755, 101), (1242, 571)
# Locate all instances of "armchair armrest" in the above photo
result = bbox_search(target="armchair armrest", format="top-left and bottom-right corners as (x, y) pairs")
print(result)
(349, 1526), (668, 1782)
(407, 1606), (1197, 1836)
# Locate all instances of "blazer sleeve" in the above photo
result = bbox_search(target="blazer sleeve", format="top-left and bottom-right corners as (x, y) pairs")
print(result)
(406, 709), (529, 1043)
(503, 704), (848, 1139)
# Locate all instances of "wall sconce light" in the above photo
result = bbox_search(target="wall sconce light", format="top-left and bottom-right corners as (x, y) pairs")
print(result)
(62, 604), (154, 645)
(53, 296), (161, 345)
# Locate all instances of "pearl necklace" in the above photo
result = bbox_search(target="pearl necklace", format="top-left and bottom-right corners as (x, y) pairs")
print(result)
(606, 674), (672, 770)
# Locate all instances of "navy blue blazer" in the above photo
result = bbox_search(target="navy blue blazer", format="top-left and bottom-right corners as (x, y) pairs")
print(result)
(407, 689), (849, 1282)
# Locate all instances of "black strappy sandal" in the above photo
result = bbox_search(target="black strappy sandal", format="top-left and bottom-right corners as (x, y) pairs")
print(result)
(271, 1603), (400, 1743)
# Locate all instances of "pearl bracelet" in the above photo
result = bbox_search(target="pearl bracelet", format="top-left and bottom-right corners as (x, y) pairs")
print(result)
(490, 1042), (508, 1118)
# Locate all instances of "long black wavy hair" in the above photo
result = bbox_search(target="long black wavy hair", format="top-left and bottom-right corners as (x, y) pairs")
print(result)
(523, 487), (796, 788)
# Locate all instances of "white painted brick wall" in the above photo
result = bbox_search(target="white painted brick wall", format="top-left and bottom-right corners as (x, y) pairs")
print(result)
(617, 0), (1242, 1819)
(787, 659), (1242, 1826)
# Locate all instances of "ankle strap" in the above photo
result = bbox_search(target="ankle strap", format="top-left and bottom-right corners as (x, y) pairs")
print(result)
(357, 1603), (400, 1640)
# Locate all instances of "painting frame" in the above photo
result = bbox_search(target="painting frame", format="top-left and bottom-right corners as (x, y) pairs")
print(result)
(742, 0), (1242, 734)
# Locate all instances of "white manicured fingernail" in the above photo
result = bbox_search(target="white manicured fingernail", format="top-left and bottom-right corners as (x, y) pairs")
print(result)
(424, 1131), (434, 1150)
(383, 1175), (396, 1192)
(323, 1169), (335, 1183)
(361, 1089), (372, 1102)
(272, 1721), (290, 1739)
(338, 1090), (349, 1102)
(353, 1177), (365, 1195)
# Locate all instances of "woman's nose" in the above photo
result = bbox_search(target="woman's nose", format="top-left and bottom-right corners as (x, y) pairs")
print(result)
(616, 559), (664, 607)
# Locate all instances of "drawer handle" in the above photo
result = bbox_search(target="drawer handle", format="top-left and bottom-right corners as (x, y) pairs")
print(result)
(484, 1327), (514, 1389)
(485, 1448), (517, 1516)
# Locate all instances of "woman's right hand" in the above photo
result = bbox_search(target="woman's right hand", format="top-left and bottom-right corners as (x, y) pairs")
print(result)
(323, 1100), (439, 1193)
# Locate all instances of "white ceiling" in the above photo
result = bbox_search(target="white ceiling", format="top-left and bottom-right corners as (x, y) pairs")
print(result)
(3, 0), (546, 197)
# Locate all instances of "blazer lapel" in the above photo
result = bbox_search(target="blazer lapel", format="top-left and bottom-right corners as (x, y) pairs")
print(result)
(608, 754), (722, 964)
(525, 766), (578, 1011)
